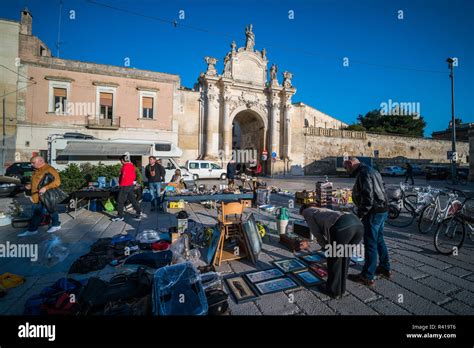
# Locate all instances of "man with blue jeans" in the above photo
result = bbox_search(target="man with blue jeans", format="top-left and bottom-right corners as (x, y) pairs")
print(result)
(344, 157), (392, 287)
(145, 156), (166, 211)
(18, 156), (62, 237)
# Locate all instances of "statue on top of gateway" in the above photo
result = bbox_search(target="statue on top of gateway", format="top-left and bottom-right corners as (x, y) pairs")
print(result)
(245, 24), (255, 51)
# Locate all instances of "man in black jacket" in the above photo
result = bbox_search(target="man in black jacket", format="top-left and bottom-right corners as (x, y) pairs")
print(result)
(145, 156), (166, 211)
(344, 157), (392, 287)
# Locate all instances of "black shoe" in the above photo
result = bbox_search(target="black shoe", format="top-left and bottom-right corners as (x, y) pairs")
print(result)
(375, 266), (393, 279)
(150, 206), (156, 211)
(348, 273), (375, 288)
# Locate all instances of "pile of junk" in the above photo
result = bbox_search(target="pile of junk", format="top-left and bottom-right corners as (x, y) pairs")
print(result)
(22, 212), (229, 316)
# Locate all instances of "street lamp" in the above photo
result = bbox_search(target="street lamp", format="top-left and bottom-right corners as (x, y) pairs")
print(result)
(446, 57), (456, 183)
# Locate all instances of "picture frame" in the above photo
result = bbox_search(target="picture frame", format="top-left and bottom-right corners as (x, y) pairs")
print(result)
(254, 277), (299, 295)
(244, 268), (285, 284)
(299, 252), (326, 264)
(242, 213), (263, 264)
(224, 276), (258, 303)
(273, 258), (307, 273)
(292, 269), (325, 287)
(308, 264), (328, 281)
(206, 227), (221, 264)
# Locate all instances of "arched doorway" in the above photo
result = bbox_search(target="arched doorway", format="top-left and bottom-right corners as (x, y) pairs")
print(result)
(231, 109), (266, 173)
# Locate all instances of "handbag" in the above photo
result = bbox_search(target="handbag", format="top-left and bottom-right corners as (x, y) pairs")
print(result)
(38, 172), (69, 213)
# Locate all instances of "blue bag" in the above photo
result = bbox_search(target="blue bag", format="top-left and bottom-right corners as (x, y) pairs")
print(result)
(152, 262), (208, 316)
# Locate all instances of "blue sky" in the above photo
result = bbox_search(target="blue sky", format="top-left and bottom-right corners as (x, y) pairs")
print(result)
(1, 0), (473, 136)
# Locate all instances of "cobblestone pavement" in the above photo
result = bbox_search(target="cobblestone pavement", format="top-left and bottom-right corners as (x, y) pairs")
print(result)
(0, 177), (473, 315)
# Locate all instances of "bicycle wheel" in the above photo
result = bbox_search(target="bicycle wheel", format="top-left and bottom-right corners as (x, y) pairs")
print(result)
(434, 217), (466, 255)
(418, 204), (439, 234)
(387, 205), (416, 228)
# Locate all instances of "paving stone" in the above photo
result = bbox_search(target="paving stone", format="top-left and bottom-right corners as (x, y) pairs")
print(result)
(229, 260), (258, 274)
(441, 299), (473, 315)
(451, 290), (474, 307)
(371, 278), (451, 315)
(395, 249), (452, 270)
(345, 281), (380, 303)
(418, 276), (460, 295)
(464, 274), (474, 282)
(390, 253), (425, 268)
(390, 260), (429, 280)
(367, 298), (411, 315)
(418, 264), (474, 292)
(228, 299), (262, 315)
(254, 291), (299, 315)
(290, 289), (335, 315)
(215, 262), (233, 274)
(326, 294), (378, 315)
(444, 267), (473, 278)
(390, 272), (451, 305)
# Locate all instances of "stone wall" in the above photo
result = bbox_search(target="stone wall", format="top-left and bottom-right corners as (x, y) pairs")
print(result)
(469, 129), (474, 182)
(176, 88), (201, 163)
(298, 127), (470, 175)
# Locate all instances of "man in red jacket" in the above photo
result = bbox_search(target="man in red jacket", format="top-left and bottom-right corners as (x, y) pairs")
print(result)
(112, 154), (142, 222)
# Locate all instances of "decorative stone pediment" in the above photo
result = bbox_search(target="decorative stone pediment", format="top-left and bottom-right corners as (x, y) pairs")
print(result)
(231, 50), (267, 85)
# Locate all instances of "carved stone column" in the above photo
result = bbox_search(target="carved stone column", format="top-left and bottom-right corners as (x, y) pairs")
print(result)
(204, 86), (219, 159)
(270, 94), (280, 157)
(283, 98), (292, 159)
(222, 94), (231, 161)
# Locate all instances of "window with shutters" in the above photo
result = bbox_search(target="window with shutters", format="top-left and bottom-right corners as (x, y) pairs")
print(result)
(54, 87), (67, 114)
(142, 96), (153, 119)
(48, 81), (70, 114)
(99, 92), (113, 119)
(139, 91), (157, 119)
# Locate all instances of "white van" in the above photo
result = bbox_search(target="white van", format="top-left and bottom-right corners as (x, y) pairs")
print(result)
(47, 134), (194, 185)
(185, 160), (227, 180)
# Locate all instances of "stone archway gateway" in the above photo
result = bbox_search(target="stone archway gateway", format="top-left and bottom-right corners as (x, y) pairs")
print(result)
(197, 24), (296, 175)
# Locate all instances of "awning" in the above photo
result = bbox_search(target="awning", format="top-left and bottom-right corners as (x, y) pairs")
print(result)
(60, 141), (152, 156)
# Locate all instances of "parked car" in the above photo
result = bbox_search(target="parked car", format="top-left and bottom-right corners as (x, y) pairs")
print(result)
(185, 160), (227, 180)
(410, 164), (424, 176)
(381, 166), (406, 176)
(0, 176), (23, 198)
(5, 162), (33, 183)
(425, 166), (450, 180)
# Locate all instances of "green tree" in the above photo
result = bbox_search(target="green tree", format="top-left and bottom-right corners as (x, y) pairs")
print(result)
(353, 109), (426, 137)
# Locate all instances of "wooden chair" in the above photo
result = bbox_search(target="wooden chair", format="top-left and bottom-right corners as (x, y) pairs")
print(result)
(213, 201), (250, 266)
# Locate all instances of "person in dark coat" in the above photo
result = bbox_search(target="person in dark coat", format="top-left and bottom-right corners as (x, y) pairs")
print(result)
(344, 157), (391, 288)
(226, 160), (236, 186)
(404, 162), (414, 185)
(145, 156), (166, 211)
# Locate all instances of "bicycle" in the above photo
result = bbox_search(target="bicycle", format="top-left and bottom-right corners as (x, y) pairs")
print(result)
(386, 183), (430, 228)
(418, 187), (463, 234)
(434, 189), (474, 255)
(445, 173), (467, 186)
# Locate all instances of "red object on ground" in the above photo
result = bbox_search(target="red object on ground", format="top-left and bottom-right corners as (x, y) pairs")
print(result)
(119, 162), (136, 187)
(151, 241), (171, 251)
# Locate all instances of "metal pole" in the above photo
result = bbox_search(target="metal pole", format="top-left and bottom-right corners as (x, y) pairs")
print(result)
(449, 60), (457, 182)
(2, 94), (5, 175)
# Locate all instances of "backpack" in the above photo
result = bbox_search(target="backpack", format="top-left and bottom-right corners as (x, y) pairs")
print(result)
(24, 278), (85, 315)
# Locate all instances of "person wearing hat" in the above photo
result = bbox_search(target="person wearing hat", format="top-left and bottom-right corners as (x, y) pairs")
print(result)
(112, 154), (142, 221)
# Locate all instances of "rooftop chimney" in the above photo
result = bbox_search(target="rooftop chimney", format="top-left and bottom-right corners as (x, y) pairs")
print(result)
(20, 8), (32, 35)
